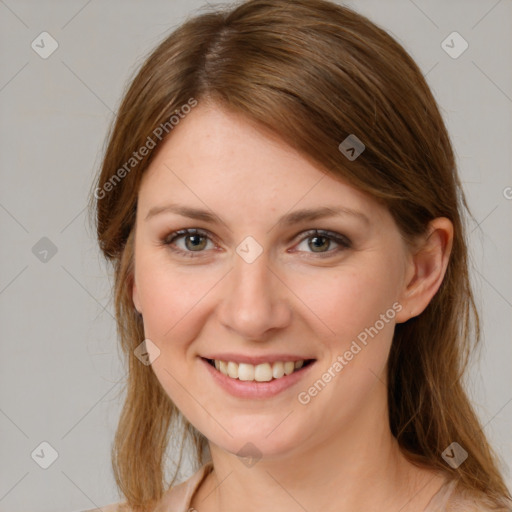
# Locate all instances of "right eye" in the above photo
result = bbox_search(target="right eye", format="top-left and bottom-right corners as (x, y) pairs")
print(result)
(162, 228), (217, 258)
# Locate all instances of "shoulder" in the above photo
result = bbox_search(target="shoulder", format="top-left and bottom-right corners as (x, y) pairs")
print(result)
(81, 462), (214, 512)
(445, 481), (512, 512)
(424, 476), (512, 512)
(446, 494), (512, 512)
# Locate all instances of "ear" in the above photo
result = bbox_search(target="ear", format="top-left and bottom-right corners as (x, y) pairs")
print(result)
(132, 278), (142, 315)
(395, 217), (454, 323)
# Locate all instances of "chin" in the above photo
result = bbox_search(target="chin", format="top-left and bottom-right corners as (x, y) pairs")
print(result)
(206, 420), (306, 461)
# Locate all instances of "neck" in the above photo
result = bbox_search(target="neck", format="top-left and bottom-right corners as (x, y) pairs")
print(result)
(192, 385), (445, 512)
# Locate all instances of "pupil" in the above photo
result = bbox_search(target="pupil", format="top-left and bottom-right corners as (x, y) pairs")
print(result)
(309, 236), (329, 252)
(186, 234), (206, 251)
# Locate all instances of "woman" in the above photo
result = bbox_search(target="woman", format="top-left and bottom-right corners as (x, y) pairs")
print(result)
(87, 0), (512, 511)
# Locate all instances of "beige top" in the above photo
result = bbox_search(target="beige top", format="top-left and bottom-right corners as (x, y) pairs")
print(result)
(85, 461), (512, 512)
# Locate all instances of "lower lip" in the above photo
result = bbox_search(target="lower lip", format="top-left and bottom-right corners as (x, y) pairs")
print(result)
(200, 357), (316, 399)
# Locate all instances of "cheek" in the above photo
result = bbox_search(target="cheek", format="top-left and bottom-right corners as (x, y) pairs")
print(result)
(290, 260), (401, 343)
(134, 254), (219, 344)
(134, 259), (216, 416)
(289, 268), (400, 427)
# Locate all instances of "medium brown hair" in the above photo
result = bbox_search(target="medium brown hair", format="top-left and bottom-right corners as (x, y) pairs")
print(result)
(89, 0), (511, 510)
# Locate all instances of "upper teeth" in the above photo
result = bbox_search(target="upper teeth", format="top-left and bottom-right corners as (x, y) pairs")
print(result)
(213, 359), (305, 382)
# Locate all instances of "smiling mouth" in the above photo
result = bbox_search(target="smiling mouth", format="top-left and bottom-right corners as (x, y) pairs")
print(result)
(203, 357), (316, 382)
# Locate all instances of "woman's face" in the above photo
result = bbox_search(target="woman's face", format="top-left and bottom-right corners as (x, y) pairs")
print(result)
(132, 102), (413, 460)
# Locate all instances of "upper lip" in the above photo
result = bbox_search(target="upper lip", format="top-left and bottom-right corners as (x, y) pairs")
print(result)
(201, 353), (316, 365)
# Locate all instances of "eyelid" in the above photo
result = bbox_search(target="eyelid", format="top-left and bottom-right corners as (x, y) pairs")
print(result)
(293, 229), (351, 249)
(163, 227), (216, 245)
(161, 227), (352, 257)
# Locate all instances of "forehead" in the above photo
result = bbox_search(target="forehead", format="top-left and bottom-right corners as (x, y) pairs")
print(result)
(137, 103), (382, 223)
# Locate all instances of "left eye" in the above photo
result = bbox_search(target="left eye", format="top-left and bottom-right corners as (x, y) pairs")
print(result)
(162, 228), (351, 258)
(294, 229), (351, 255)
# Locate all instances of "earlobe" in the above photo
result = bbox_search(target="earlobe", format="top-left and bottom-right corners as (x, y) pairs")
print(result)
(395, 217), (453, 323)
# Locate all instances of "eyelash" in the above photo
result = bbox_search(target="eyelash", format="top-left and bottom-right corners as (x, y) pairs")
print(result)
(160, 228), (351, 259)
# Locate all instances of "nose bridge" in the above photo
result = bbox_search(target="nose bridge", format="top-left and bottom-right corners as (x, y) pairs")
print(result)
(219, 239), (289, 339)
(234, 247), (272, 300)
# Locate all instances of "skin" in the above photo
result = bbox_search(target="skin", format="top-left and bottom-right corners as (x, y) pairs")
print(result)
(131, 101), (454, 512)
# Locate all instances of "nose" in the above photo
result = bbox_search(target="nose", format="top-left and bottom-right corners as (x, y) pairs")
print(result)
(216, 245), (292, 341)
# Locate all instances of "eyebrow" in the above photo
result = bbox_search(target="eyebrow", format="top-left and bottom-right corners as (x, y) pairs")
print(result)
(145, 203), (370, 227)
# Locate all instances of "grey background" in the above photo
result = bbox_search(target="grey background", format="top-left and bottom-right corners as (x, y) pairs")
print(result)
(0, 1), (511, 511)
